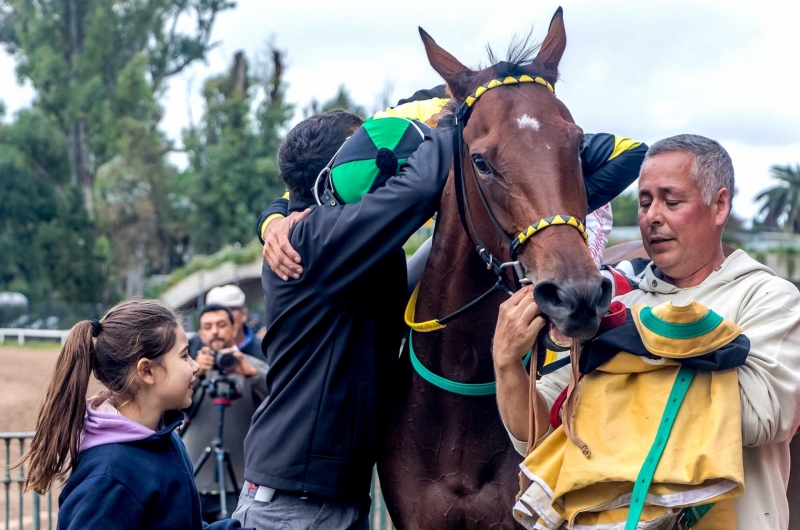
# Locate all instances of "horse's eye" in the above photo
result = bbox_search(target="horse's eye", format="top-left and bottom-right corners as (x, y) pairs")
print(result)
(579, 138), (586, 154)
(472, 155), (492, 174)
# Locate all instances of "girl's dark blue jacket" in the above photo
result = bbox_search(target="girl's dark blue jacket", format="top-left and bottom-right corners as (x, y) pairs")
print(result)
(58, 411), (249, 530)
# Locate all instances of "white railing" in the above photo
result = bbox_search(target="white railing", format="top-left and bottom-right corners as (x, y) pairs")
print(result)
(0, 329), (197, 346)
(0, 329), (69, 346)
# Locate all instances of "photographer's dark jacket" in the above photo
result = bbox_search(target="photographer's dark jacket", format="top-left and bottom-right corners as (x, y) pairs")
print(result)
(243, 125), (453, 500)
(182, 347), (268, 494)
(59, 408), (248, 530)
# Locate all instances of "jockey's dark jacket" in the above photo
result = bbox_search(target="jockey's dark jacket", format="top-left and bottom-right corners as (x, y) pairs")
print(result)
(243, 124), (454, 500)
(256, 131), (646, 243)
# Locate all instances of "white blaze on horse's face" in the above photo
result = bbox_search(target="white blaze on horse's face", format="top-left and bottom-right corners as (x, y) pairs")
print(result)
(517, 114), (540, 131)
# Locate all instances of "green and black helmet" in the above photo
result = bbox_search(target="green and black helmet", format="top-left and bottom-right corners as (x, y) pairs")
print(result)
(316, 116), (431, 205)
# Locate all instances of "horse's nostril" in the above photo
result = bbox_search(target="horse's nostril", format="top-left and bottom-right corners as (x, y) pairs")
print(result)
(534, 280), (575, 320)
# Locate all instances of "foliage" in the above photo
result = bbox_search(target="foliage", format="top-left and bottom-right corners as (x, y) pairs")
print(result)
(145, 240), (263, 298)
(303, 85), (367, 119)
(183, 48), (293, 254)
(0, 107), (104, 303)
(609, 191), (638, 227)
(755, 165), (800, 233)
(0, 0), (234, 306)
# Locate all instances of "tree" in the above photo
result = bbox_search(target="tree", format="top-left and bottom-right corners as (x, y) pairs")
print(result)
(184, 47), (293, 254)
(610, 191), (639, 226)
(0, 107), (104, 304)
(756, 164), (800, 233)
(0, 0), (233, 300)
(303, 85), (367, 119)
(0, 0), (235, 212)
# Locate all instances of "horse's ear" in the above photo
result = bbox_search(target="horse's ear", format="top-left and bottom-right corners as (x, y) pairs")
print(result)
(532, 7), (566, 82)
(419, 27), (475, 100)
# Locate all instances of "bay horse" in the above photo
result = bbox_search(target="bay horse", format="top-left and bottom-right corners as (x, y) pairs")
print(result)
(379, 9), (611, 528)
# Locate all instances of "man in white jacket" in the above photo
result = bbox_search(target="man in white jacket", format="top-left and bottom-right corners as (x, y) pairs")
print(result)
(494, 134), (800, 529)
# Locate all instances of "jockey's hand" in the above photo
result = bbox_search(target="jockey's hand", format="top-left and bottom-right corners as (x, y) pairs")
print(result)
(262, 209), (311, 281)
(493, 285), (546, 370)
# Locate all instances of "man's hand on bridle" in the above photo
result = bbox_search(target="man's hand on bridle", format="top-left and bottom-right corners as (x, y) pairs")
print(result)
(493, 285), (546, 370)
(262, 208), (311, 281)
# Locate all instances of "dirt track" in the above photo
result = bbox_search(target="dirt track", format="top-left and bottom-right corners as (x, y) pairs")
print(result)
(0, 344), (106, 529)
(0, 345), (62, 432)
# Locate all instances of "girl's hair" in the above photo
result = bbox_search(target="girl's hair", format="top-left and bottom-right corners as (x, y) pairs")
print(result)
(15, 299), (180, 494)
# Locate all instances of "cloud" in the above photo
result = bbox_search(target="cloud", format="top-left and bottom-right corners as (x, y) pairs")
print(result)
(3, 0), (799, 216)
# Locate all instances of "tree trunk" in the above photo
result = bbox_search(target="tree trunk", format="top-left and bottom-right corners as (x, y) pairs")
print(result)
(65, 0), (93, 214)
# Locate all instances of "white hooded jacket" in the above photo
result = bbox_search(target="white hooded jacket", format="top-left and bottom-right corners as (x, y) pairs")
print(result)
(534, 249), (800, 529)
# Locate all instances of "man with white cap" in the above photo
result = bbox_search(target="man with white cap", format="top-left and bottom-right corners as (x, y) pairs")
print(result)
(183, 287), (269, 522)
(206, 284), (263, 359)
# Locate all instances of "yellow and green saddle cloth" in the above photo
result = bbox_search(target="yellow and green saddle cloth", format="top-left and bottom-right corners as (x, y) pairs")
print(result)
(514, 301), (750, 530)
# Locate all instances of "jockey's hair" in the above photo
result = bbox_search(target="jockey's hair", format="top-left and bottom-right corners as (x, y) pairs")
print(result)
(644, 134), (735, 212)
(278, 109), (363, 201)
(13, 299), (180, 494)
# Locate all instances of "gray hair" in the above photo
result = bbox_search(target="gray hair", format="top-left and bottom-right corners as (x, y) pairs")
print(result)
(643, 134), (735, 208)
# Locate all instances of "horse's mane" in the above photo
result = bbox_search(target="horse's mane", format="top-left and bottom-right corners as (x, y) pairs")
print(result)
(481, 30), (553, 82)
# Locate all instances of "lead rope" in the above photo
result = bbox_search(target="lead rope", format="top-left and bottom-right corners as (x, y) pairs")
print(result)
(561, 341), (591, 457)
(517, 340), (540, 502)
(518, 340), (589, 502)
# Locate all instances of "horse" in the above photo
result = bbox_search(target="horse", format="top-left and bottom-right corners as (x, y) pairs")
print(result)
(378, 9), (612, 528)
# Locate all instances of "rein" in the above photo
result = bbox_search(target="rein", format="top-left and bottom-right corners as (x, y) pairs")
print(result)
(405, 74), (588, 396)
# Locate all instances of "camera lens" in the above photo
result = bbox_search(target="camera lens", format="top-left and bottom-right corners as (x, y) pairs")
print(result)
(215, 352), (239, 372)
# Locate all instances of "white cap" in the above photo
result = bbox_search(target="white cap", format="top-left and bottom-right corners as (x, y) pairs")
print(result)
(206, 285), (246, 308)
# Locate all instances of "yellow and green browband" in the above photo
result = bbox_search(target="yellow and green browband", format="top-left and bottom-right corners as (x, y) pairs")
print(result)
(512, 215), (588, 252)
(464, 75), (555, 108)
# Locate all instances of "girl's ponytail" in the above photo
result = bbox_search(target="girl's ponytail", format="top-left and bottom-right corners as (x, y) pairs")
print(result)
(15, 320), (95, 494)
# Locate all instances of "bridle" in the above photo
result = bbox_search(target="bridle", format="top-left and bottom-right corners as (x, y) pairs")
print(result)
(403, 74), (590, 397)
(452, 74), (588, 287)
(406, 74), (589, 334)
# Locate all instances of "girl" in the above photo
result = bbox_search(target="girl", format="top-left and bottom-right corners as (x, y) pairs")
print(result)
(16, 299), (250, 530)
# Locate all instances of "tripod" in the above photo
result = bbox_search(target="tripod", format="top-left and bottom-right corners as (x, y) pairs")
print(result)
(192, 378), (241, 519)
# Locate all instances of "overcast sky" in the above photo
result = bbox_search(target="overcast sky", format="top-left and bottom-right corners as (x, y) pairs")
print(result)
(1, 0), (798, 222)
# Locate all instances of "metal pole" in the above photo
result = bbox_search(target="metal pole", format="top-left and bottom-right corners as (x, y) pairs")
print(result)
(4, 438), (10, 530)
(48, 489), (52, 530)
(18, 438), (24, 530)
(32, 492), (40, 530)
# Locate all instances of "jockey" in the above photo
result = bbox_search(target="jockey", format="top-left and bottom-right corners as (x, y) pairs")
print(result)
(234, 109), (456, 528)
(259, 85), (646, 281)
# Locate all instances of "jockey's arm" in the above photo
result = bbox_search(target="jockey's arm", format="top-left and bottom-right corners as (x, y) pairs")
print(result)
(582, 133), (648, 212)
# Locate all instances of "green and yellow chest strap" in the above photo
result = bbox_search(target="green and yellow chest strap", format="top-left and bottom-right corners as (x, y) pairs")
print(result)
(625, 365), (713, 530)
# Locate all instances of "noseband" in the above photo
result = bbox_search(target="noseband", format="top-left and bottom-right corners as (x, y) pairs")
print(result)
(452, 74), (587, 286)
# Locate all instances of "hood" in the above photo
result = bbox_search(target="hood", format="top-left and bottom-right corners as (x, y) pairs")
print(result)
(638, 249), (776, 295)
(80, 399), (156, 453)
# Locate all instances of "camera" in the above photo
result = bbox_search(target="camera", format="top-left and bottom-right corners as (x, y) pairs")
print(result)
(206, 375), (242, 402)
(213, 350), (239, 374)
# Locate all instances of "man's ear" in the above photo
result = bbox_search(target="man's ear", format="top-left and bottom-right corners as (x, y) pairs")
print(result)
(136, 358), (157, 386)
(715, 187), (731, 227)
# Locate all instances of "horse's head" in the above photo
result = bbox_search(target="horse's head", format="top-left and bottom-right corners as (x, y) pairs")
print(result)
(420, 8), (611, 340)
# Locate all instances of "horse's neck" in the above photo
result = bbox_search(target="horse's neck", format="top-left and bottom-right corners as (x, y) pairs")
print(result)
(412, 178), (506, 382)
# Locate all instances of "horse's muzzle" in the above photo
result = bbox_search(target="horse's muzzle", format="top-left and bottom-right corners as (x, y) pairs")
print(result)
(534, 275), (612, 340)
